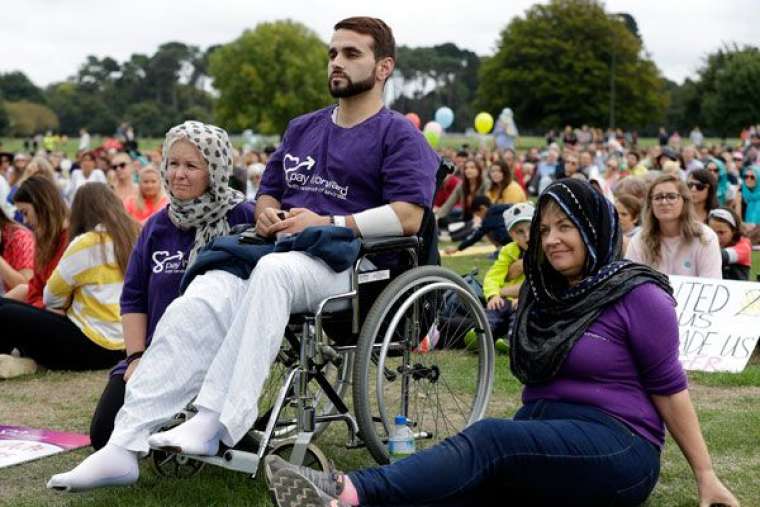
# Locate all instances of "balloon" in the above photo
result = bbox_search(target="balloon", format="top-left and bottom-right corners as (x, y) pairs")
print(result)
(423, 121), (443, 135)
(474, 112), (494, 134)
(434, 107), (454, 129)
(424, 129), (440, 148)
(405, 112), (421, 130)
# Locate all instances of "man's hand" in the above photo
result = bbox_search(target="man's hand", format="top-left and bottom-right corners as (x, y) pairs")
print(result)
(256, 208), (289, 238)
(278, 208), (330, 235)
(444, 246), (458, 255)
(487, 295), (505, 311)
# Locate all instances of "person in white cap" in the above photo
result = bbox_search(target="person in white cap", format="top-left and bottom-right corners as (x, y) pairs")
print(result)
(481, 202), (535, 352)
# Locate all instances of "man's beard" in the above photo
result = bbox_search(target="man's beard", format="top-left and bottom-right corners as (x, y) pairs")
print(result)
(328, 71), (376, 98)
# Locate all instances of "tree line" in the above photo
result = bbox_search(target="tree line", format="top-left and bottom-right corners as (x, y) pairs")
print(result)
(1, 0), (758, 140)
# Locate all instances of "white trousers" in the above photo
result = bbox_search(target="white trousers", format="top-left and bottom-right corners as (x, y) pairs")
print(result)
(110, 251), (352, 453)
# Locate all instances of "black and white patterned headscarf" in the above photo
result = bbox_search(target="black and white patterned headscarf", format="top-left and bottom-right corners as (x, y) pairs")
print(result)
(161, 121), (245, 264)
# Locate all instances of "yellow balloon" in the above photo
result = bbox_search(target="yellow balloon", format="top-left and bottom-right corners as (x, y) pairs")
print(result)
(474, 112), (494, 134)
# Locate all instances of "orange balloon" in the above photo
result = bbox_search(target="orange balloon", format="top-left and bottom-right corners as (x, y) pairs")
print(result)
(405, 112), (421, 130)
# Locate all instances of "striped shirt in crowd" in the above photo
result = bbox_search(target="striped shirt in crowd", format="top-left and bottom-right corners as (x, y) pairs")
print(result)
(43, 227), (126, 350)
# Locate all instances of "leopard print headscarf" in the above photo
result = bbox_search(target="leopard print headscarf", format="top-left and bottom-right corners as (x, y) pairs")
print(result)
(161, 121), (245, 264)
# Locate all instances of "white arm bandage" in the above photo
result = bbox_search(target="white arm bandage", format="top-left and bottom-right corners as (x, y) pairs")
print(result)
(352, 204), (404, 238)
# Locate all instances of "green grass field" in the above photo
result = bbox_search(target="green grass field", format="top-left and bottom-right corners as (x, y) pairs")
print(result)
(1, 250), (758, 506)
(1, 135), (742, 160)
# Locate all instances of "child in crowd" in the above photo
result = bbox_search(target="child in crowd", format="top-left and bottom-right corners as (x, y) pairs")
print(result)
(481, 202), (534, 352)
(444, 196), (511, 256)
(708, 207), (752, 281)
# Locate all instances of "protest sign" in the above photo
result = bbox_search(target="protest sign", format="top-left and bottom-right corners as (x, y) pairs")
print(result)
(671, 275), (760, 373)
(0, 425), (89, 468)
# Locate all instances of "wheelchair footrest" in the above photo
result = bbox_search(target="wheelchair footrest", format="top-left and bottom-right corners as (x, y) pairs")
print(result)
(171, 450), (260, 475)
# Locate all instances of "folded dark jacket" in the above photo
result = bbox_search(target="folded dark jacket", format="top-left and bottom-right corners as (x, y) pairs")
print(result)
(180, 225), (361, 293)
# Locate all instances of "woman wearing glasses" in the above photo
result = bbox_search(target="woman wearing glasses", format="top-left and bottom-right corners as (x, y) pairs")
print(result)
(686, 169), (718, 224)
(626, 174), (722, 278)
(110, 153), (138, 204)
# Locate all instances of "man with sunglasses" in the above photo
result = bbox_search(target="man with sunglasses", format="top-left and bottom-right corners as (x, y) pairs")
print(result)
(110, 153), (137, 204)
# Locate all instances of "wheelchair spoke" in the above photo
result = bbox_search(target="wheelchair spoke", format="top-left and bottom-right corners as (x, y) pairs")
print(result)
(354, 267), (494, 464)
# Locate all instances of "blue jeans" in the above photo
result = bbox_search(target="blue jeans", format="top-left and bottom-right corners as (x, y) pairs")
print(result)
(349, 400), (660, 507)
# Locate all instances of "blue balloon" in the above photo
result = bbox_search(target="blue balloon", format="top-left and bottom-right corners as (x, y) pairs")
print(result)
(434, 107), (454, 130)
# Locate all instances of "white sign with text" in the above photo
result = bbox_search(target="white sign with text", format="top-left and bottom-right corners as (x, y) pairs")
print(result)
(671, 275), (760, 373)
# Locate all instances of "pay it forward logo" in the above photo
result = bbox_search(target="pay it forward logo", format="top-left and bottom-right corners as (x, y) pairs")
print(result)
(284, 153), (315, 185)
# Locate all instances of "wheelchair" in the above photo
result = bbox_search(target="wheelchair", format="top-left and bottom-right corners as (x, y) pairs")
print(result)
(151, 162), (496, 478)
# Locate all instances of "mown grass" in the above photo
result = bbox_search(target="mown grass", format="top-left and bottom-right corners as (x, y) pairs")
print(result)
(1, 250), (759, 506)
(2, 136), (741, 160)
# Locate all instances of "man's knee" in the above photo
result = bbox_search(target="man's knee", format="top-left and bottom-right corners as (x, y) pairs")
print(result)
(251, 253), (297, 284)
(169, 270), (246, 319)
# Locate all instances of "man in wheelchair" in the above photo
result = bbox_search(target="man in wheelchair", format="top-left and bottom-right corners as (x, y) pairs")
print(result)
(49, 16), (442, 492)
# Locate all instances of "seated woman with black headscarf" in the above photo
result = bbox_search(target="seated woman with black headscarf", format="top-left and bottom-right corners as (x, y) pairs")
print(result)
(265, 178), (738, 507)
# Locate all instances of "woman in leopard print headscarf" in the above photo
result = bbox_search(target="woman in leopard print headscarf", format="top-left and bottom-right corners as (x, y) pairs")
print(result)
(160, 121), (246, 264)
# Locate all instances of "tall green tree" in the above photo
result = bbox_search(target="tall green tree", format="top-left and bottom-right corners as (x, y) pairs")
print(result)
(0, 95), (10, 136)
(477, 0), (667, 130)
(4, 101), (59, 136)
(664, 78), (703, 134)
(209, 20), (332, 134)
(46, 82), (117, 135)
(699, 45), (760, 137)
(46, 42), (215, 136)
(393, 43), (480, 131)
(0, 71), (46, 104)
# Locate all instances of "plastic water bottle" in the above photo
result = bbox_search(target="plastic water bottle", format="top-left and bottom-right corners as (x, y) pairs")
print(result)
(388, 415), (415, 462)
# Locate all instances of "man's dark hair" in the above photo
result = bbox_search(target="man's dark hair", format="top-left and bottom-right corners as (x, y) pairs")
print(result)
(471, 195), (492, 210)
(334, 17), (396, 61)
(456, 150), (469, 159)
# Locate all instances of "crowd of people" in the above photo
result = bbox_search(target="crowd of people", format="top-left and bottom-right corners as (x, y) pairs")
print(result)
(0, 14), (751, 506)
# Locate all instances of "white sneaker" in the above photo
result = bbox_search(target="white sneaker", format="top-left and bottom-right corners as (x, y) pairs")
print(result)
(0, 354), (38, 379)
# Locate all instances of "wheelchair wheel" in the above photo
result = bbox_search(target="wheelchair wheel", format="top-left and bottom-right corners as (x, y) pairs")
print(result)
(353, 265), (494, 464)
(254, 347), (353, 441)
(151, 413), (206, 478)
(151, 448), (206, 478)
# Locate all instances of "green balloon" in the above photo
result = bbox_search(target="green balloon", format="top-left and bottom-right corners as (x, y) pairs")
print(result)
(424, 129), (440, 148)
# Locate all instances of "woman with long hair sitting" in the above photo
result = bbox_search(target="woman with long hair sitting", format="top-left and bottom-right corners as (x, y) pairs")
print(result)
(0, 182), (139, 378)
(5, 175), (69, 304)
(486, 160), (526, 205)
(626, 173), (722, 278)
(0, 207), (34, 295)
(435, 158), (488, 222)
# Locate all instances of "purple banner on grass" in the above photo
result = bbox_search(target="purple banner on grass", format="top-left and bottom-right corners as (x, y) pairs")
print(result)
(0, 425), (90, 468)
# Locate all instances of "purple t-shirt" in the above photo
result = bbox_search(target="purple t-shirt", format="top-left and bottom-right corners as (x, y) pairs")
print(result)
(113, 202), (254, 376)
(522, 282), (688, 448)
(258, 105), (438, 215)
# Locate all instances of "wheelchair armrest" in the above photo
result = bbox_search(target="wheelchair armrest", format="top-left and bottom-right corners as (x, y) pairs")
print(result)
(359, 236), (420, 255)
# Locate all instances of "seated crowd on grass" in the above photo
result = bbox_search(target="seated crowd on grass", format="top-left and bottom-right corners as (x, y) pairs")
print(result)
(0, 116), (757, 507)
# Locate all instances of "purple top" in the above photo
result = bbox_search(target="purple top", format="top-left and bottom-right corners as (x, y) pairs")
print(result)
(522, 282), (687, 448)
(258, 105), (438, 215)
(113, 202), (254, 376)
